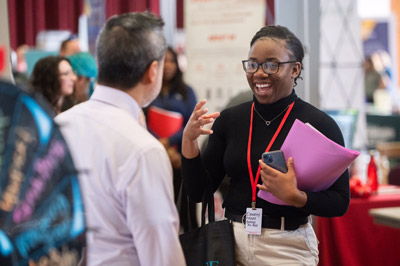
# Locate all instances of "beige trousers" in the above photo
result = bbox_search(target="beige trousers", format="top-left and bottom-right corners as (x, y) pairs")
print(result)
(232, 221), (319, 266)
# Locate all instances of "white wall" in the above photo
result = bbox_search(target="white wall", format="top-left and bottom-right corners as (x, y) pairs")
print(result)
(319, 0), (367, 149)
(275, 0), (320, 107)
(161, 0), (177, 47)
(276, 0), (367, 150)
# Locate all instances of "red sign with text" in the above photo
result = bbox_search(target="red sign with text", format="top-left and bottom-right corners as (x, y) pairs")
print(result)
(0, 46), (5, 73)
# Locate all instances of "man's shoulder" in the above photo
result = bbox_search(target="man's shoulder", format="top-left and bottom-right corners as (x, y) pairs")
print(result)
(56, 100), (131, 126)
(55, 102), (89, 122)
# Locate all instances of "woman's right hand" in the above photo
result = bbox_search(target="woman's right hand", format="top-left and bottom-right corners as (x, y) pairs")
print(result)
(183, 99), (220, 141)
(182, 100), (220, 158)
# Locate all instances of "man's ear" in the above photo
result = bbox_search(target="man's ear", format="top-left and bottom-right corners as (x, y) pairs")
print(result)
(142, 60), (159, 85)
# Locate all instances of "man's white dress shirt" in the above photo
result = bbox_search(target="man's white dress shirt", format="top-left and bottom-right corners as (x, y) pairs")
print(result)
(55, 85), (186, 266)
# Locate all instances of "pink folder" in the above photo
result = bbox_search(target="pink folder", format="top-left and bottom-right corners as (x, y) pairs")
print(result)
(257, 119), (360, 205)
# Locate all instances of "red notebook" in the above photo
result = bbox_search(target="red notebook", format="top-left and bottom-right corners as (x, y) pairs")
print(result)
(147, 106), (183, 138)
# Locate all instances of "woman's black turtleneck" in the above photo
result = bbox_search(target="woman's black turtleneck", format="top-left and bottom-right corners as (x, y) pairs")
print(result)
(181, 90), (350, 218)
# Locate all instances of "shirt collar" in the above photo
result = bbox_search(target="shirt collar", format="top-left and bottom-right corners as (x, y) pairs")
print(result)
(90, 84), (141, 121)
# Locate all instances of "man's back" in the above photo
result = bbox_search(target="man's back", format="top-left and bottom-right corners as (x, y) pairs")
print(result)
(55, 86), (185, 265)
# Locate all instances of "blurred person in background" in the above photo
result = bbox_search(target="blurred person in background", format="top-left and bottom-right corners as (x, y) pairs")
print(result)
(11, 44), (30, 89)
(15, 44), (29, 73)
(29, 56), (76, 115)
(62, 51), (98, 111)
(371, 50), (399, 112)
(145, 46), (198, 231)
(146, 46), (197, 183)
(59, 34), (81, 57)
(364, 56), (385, 103)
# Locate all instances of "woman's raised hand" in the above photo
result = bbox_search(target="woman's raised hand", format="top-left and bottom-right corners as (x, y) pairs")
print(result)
(182, 100), (220, 158)
(183, 100), (220, 141)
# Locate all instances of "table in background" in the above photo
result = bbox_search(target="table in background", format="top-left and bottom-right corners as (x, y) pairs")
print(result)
(316, 188), (400, 266)
(369, 206), (400, 229)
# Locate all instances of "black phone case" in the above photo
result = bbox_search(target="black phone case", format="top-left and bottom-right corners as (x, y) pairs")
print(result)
(262, 150), (288, 173)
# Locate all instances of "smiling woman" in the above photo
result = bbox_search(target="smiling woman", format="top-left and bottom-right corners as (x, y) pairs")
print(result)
(29, 56), (76, 115)
(181, 25), (350, 266)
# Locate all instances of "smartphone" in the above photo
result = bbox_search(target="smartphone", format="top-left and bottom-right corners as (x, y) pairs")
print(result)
(262, 150), (288, 173)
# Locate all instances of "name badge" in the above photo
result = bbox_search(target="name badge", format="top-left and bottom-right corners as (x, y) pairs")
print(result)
(245, 207), (262, 235)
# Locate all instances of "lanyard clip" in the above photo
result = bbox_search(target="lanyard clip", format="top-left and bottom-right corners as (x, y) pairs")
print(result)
(251, 201), (256, 210)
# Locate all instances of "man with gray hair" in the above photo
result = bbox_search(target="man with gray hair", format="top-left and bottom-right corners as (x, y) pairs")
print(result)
(56, 12), (185, 265)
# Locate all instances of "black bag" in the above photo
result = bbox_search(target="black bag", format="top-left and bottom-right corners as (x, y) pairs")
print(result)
(179, 181), (236, 266)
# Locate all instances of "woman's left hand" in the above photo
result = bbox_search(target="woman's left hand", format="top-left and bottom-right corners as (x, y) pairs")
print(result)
(257, 157), (307, 207)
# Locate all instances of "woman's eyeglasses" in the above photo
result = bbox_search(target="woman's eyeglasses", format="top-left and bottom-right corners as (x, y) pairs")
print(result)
(242, 60), (297, 74)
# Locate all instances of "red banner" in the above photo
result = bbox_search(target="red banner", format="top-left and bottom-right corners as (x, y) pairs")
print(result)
(0, 46), (5, 74)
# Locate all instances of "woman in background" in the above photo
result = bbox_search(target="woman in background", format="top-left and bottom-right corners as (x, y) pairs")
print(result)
(30, 56), (76, 115)
(147, 47), (197, 154)
(145, 46), (198, 231)
(61, 52), (98, 112)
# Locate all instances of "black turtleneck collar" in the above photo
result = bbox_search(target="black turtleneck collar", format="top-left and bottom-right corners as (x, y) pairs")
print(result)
(253, 89), (298, 120)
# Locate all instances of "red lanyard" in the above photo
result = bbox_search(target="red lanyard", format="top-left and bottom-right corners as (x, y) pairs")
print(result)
(247, 101), (295, 206)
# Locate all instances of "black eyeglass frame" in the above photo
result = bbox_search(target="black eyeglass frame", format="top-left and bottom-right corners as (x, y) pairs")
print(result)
(242, 60), (298, 74)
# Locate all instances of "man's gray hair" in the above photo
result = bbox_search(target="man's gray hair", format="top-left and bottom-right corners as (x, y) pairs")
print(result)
(96, 12), (167, 90)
